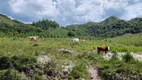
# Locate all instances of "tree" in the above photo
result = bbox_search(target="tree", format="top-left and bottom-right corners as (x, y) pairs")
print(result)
(68, 31), (75, 37)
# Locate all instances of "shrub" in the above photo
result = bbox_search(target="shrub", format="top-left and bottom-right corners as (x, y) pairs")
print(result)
(32, 75), (45, 80)
(69, 62), (88, 79)
(11, 55), (37, 73)
(86, 54), (104, 65)
(68, 31), (75, 37)
(43, 60), (57, 77)
(0, 69), (26, 80)
(0, 56), (11, 69)
(122, 53), (134, 63)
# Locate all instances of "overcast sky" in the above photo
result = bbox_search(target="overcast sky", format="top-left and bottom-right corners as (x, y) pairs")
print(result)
(0, 0), (142, 26)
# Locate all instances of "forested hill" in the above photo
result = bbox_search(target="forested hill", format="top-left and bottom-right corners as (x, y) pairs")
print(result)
(0, 14), (42, 37)
(66, 16), (142, 38)
(0, 13), (142, 38)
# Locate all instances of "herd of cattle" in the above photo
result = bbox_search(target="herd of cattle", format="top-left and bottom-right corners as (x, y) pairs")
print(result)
(28, 36), (110, 54)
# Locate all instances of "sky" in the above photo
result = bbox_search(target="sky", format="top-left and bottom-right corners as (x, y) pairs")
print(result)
(0, 0), (142, 26)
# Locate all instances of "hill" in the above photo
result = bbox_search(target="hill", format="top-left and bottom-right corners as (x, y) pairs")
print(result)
(66, 16), (142, 38)
(0, 14), (18, 25)
(0, 14), (42, 37)
(101, 16), (120, 24)
(0, 13), (142, 38)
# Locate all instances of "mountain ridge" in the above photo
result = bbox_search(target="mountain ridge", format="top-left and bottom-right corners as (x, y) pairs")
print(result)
(0, 13), (142, 38)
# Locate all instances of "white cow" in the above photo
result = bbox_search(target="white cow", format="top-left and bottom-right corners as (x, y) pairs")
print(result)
(70, 38), (79, 47)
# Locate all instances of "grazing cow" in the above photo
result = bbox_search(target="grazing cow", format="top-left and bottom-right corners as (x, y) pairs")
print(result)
(97, 46), (110, 54)
(70, 38), (79, 47)
(29, 36), (39, 46)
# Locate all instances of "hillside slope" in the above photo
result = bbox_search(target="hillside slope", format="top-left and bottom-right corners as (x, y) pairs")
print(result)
(0, 14), (42, 37)
(108, 33), (142, 46)
(0, 14), (18, 26)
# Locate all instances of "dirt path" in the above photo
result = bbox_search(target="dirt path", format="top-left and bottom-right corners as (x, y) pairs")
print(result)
(87, 66), (101, 80)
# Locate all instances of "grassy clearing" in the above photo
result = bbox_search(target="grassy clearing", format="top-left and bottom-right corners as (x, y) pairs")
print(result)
(0, 38), (92, 79)
(0, 33), (142, 79)
(0, 33), (142, 55)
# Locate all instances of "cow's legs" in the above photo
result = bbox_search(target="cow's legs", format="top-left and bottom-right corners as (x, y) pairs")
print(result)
(97, 50), (100, 54)
(33, 41), (38, 46)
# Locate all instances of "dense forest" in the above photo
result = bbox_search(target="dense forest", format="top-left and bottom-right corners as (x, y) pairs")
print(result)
(0, 14), (142, 38)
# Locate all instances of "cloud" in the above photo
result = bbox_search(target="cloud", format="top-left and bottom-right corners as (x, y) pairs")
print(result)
(9, 0), (59, 19)
(55, 0), (105, 25)
(0, 0), (141, 26)
(121, 3), (142, 20)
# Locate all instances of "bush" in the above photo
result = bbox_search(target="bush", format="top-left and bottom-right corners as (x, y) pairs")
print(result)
(11, 55), (37, 77)
(69, 62), (87, 79)
(0, 55), (37, 70)
(0, 56), (11, 69)
(68, 31), (75, 37)
(122, 53), (134, 63)
(0, 69), (26, 80)
(86, 53), (104, 65)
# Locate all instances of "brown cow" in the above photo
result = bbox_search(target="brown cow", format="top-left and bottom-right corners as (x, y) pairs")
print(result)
(97, 46), (110, 54)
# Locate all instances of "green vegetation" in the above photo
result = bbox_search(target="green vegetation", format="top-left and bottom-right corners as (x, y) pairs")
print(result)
(69, 62), (88, 79)
(0, 33), (141, 79)
(32, 19), (59, 30)
(83, 53), (142, 80)
(0, 13), (142, 80)
(0, 69), (26, 80)
(66, 16), (142, 38)
(99, 54), (142, 80)
(0, 14), (42, 37)
(0, 37), (91, 79)
(0, 14), (142, 38)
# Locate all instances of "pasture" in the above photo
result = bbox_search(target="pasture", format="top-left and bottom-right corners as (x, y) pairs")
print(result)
(0, 33), (142, 80)
(0, 33), (142, 55)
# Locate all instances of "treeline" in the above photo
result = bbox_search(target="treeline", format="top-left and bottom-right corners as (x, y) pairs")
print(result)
(0, 14), (142, 39)
(32, 19), (59, 30)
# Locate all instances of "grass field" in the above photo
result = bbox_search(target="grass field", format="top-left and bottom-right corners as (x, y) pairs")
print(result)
(1, 33), (142, 55)
(0, 33), (142, 80)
